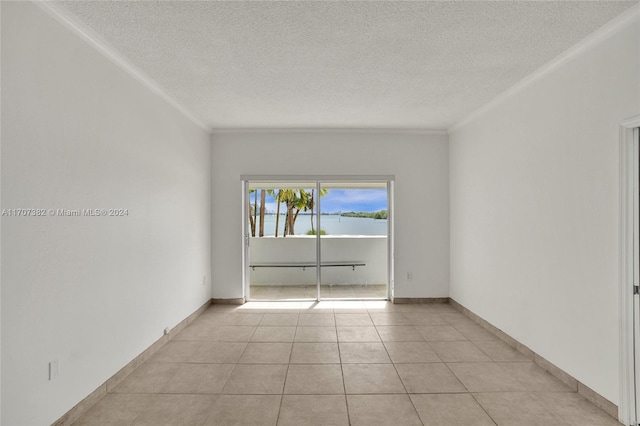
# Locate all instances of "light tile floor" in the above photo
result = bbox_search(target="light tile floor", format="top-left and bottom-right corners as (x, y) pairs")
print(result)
(74, 302), (620, 426)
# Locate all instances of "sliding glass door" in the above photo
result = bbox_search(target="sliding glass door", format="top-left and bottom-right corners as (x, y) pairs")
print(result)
(244, 177), (392, 301)
(246, 181), (318, 300)
(319, 182), (389, 299)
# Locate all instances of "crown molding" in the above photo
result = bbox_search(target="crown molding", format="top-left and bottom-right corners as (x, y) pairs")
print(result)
(34, 1), (211, 133)
(450, 3), (640, 134)
(211, 127), (448, 136)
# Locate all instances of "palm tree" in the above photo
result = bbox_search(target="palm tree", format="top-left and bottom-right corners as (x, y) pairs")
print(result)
(278, 189), (295, 236)
(273, 189), (296, 237)
(248, 189), (256, 237)
(253, 190), (259, 237)
(289, 190), (309, 235)
(275, 190), (282, 237)
(266, 189), (280, 237)
(260, 188), (328, 237)
(307, 188), (328, 233)
(259, 189), (266, 237)
(276, 189), (307, 236)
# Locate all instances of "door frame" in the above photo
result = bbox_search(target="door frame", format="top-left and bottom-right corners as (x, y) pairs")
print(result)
(241, 174), (395, 302)
(619, 116), (640, 425)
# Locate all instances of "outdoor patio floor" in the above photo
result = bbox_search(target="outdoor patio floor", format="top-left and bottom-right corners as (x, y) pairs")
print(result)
(250, 284), (387, 300)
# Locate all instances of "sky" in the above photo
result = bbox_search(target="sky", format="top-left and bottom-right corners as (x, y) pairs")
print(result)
(252, 189), (387, 214)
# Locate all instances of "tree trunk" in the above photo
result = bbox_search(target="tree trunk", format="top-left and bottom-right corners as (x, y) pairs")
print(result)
(283, 209), (288, 237)
(252, 190), (257, 237)
(249, 204), (256, 237)
(275, 193), (281, 237)
(310, 189), (315, 233)
(293, 208), (301, 235)
(259, 190), (266, 237)
(288, 203), (295, 235)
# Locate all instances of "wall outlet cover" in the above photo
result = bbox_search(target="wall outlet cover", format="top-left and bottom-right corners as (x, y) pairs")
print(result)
(49, 360), (59, 380)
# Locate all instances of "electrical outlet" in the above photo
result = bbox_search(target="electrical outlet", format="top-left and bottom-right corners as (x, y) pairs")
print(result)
(407, 272), (413, 281)
(202, 275), (206, 286)
(49, 360), (59, 381)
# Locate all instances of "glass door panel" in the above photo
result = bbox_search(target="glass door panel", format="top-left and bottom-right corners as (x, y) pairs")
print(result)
(247, 181), (317, 301)
(319, 182), (389, 300)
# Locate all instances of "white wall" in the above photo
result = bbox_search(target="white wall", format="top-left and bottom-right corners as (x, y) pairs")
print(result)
(1, 3), (212, 425)
(449, 16), (640, 405)
(1, 2), (4, 422)
(249, 236), (387, 286)
(211, 131), (449, 299)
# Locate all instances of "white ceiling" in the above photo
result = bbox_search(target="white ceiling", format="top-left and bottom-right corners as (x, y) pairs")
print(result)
(54, 1), (636, 131)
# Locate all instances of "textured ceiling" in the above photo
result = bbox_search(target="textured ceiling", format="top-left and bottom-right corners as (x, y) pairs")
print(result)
(54, 1), (636, 130)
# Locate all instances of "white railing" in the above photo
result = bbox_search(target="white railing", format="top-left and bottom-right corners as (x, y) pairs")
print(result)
(249, 235), (387, 286)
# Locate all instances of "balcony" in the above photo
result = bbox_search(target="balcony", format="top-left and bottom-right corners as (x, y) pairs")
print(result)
(248, 235), (388, 300)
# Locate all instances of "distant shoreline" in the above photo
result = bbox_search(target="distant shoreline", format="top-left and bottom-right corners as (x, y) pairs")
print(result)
(255, 214), (388, 237)
(261, 212), (386, 217)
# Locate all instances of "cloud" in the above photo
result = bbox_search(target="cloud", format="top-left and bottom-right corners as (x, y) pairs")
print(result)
(322, 189), (387, 213)
(250, 188), (388, 214)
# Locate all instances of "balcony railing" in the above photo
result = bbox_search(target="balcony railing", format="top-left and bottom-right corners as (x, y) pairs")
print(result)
(249, 235), (387, 286)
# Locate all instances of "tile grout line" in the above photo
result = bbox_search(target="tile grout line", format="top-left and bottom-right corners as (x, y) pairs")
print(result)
(274, 317), (299, 426)
(466, 391), (500, 426)
(335, 314), (353, 426)
(430, 310), (498, 426)
(369, 310), (426, 426)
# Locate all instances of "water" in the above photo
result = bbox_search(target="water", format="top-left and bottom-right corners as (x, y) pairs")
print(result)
(252, 214), (387, 236)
